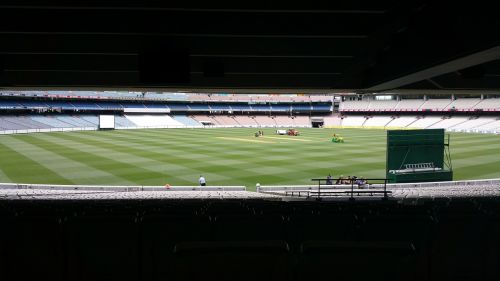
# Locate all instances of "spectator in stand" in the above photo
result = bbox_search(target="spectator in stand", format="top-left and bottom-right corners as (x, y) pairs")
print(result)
(355, 177), (364, 189)
(336, 175), (343, 185)
(326, 174), (333, 185)
(362, 177), (368, 187)
(335, 175), (343, 184)
(345, 176), (352, 185)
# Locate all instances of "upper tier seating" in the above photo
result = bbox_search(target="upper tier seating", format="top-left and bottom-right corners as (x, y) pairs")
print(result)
(474, 98), (500, 110)
(395, 99), (425, 110)
(270, 105), (291, 112)
(420, 99), (453, 111)
(445, 98), (482, 110)
(368, 101), (399, 110)
(340, 101), (370, 111)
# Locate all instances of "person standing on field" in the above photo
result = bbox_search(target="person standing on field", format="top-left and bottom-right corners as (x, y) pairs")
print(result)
(199, 175), (206, 186)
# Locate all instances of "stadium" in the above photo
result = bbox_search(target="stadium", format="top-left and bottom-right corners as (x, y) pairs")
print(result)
(1, 1), (499, 281)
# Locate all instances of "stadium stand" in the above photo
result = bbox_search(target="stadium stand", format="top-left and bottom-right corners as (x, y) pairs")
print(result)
(406, 116), (443, 129)
(341, 116), (367, 127)
(115, 115), (138, 127)
(0, 116), (48, 129)
(474, 118), (500, 132)
(394, 99), (425, 110)
(172, 115), (202, 126)
(2, 93), (500, 134)
(124, 115), (183, 127)
(474, 98), (500, 110)
(0, 189), (497, 281)
(190, 115), (218, 125)
(368, 100), (399, 110)
(340, 100), (370, 111)
(420, 99), (453, 111)
(254, 115), (276, 126)
(386, 116), (419, 128)
(450, 117), (498, 132)
(323, 114), (342, 127)
(363, 116), (394, 128)
(292, 116), (312, 126)
(427, 117), (470, 129)
(31, 116), (76, 128)
(445, 98), (482, 110)
(79, 115), (99, 126)
(211, 115), (240, 126)
(234, 115), (260, 126)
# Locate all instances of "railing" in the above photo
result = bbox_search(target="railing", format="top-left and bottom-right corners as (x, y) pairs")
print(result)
(310, 178), (390, 200)
(257, 178), (500, 199)
(0, 183), (246, 192)
(0, 127), (98, 135)
(386, 178), (500, 188)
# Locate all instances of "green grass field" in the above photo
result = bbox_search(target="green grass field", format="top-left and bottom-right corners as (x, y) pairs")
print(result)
(0, 128), (499, 190)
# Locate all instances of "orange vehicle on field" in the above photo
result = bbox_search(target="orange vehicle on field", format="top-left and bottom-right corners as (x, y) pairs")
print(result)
(287, 129), (300, 136)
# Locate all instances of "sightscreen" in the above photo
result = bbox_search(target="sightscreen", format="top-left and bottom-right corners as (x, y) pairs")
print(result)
(386, 129), (452, 182)
(99, 115), (115, 129)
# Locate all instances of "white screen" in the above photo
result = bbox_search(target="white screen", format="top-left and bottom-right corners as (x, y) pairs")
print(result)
(99, 115), (115, 129)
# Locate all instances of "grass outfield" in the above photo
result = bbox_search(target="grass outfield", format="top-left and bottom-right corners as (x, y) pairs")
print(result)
(0, 128), (499, 190)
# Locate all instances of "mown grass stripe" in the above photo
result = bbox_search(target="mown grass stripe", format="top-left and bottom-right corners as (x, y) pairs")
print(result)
(25, 134), (184, 186)
(0, 138), (74, 185)
(16, 135), (136, 185)
(0, 128), (498, 188)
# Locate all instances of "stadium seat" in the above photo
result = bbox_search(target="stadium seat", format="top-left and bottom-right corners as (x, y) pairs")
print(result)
(2, 215), (65, 281)
(172, 240), (290, 281)
(140, 214), (211, 281)
(430, 212), (495, 280)
(287, 214), (358, 251)
(65, 215), (139, 281)
(297, 240), (417, 281)
(357, 214), (434, 279)
(212, 214), (286, 241)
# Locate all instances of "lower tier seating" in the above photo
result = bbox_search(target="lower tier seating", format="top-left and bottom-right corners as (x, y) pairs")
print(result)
(0, 198), (498, 281)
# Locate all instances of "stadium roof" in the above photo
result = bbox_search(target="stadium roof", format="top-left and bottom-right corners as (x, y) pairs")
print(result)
(0, 0), (499, 93)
